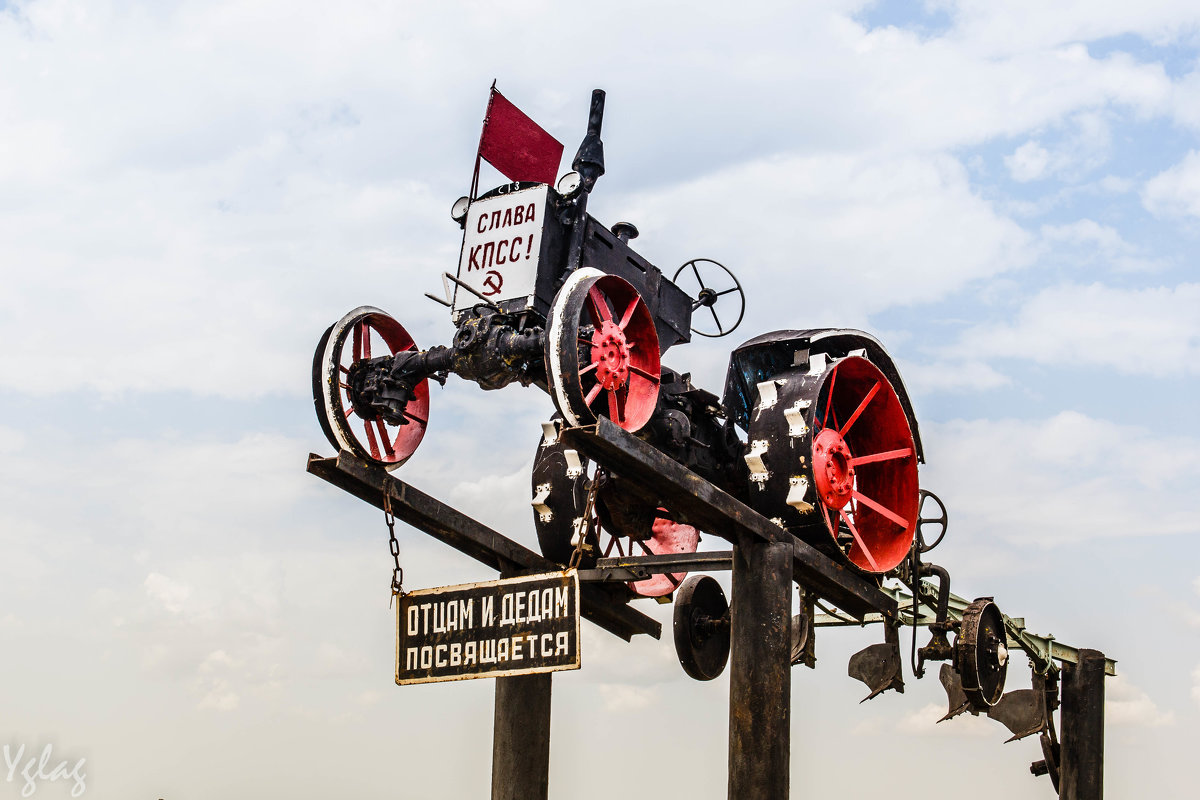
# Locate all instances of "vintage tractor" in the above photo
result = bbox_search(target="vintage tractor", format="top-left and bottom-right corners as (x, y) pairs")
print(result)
(312, 88), (1011, 718)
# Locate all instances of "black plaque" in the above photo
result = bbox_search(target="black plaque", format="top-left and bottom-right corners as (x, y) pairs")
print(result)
(396, 570), (581, 685)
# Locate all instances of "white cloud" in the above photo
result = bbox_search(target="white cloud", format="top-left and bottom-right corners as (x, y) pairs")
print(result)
(1004, 114), (1113, 183)
(849, 715), (888, 736)
(904, 359), (1012, 393)
(1, 0), (1190, 403)
(1098, 175), (1136, 194)
(199, 649), (238, 672)
(837, 28), (1171, 149)
(598, 683), (659, 712)
(1040, 219), (1167, 272)
(1007, 141), (1051, 182)
(1193, 665), (1200, 708)
(624, 153), (1034, 327)
(939, 1), (1200, 55)
(952, 282), (1200, 376)
(448, 458), (539, 538)
(1106, 676), (1173, 727)
(1042, 218), (1126, 250)
(1143, 150), (1200, 218)
(0, 426), (25, 455)
(579, 602), (679, 687)
(923, 412), (1200, 546)
(897, 702), (992, 736)
(1169, 67), (1200, 130)
(314, 641), (369, 679)
(144, 572), (193, 615)
(196, 679), (240, 712)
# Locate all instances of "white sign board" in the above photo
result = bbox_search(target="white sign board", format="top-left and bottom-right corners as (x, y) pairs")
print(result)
(454, 185), (547, 313)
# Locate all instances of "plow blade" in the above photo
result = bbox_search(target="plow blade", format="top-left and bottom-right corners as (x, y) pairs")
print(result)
(938, 663), (971, 722)
(988, 688), (1045, 742)
(848, 639), (904, 702)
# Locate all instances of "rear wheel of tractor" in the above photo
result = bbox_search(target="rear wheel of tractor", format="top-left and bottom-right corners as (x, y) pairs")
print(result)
(313, 306), (430, 471)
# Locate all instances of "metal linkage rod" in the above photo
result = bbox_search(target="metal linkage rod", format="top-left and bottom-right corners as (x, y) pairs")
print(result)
(578, 550), (734, 582)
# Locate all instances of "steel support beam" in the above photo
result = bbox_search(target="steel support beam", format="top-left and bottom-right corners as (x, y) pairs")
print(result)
(564, 419), (895, 619)
(492, 672), (553, 800)
(728, 538), (792, 799)
(307, 452), (660, 641)
(490, 563), (554, 800)
(1059, 649), (1106, 800)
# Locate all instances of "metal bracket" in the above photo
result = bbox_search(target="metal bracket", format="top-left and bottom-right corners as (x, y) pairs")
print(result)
(578, 550), (734, 582)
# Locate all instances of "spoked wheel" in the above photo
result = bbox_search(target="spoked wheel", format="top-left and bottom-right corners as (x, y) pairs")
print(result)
(810, 357), (919, 573)
(530, 421), (698, 598)
(744, 354), (918, 574)
(545, 268), (661, 432)
(956, 598), (1009, 710)
(604, 516), (699, 598)
(313, 306), (430, 471)
(672, 258), (745, 338)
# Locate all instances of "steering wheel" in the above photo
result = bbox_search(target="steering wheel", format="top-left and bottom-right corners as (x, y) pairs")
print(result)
(672, 258), (746, 338)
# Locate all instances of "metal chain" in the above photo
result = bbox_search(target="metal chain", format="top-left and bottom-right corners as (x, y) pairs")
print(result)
(568, 467), (605, 570)
(384, 493), (403, 602)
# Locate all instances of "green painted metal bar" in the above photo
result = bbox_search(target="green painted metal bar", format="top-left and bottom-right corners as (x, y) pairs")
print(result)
(815, 584), (1117, 676)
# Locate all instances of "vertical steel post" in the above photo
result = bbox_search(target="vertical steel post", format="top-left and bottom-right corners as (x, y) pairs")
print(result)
(1059, 649), (1105, 800)
(728, 538), (793, 799)
(491, 672), (553, 800)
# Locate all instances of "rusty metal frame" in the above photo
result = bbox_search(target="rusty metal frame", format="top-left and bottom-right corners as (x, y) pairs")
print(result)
(309, 418), (1105, 799)
(563, 417), (898, 619)
(307, 451), (660, 641)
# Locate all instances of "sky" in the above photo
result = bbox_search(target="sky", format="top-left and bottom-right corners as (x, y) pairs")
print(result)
(2, 0), (1199, 797)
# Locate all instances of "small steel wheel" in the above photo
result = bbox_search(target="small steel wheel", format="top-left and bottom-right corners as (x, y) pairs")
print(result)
(545, 268), (661, 432)
(313, 306), (430, 471)
(672, 258), (745, 338)
(956, 598), (1009, 710)
(673, 575), (730, 681)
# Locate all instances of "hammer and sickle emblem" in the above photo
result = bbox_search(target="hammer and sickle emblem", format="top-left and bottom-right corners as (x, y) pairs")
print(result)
(482, 270), (503, 296)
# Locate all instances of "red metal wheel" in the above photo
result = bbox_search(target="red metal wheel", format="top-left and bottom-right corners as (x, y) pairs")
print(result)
(546, 268), (661, 432)
(314, 306), (430, 471)
(597, 514), (699, 598)
(812, 357), (918, 572)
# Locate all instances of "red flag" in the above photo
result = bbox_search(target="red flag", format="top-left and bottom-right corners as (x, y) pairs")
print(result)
(475, 87), (564, 189)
